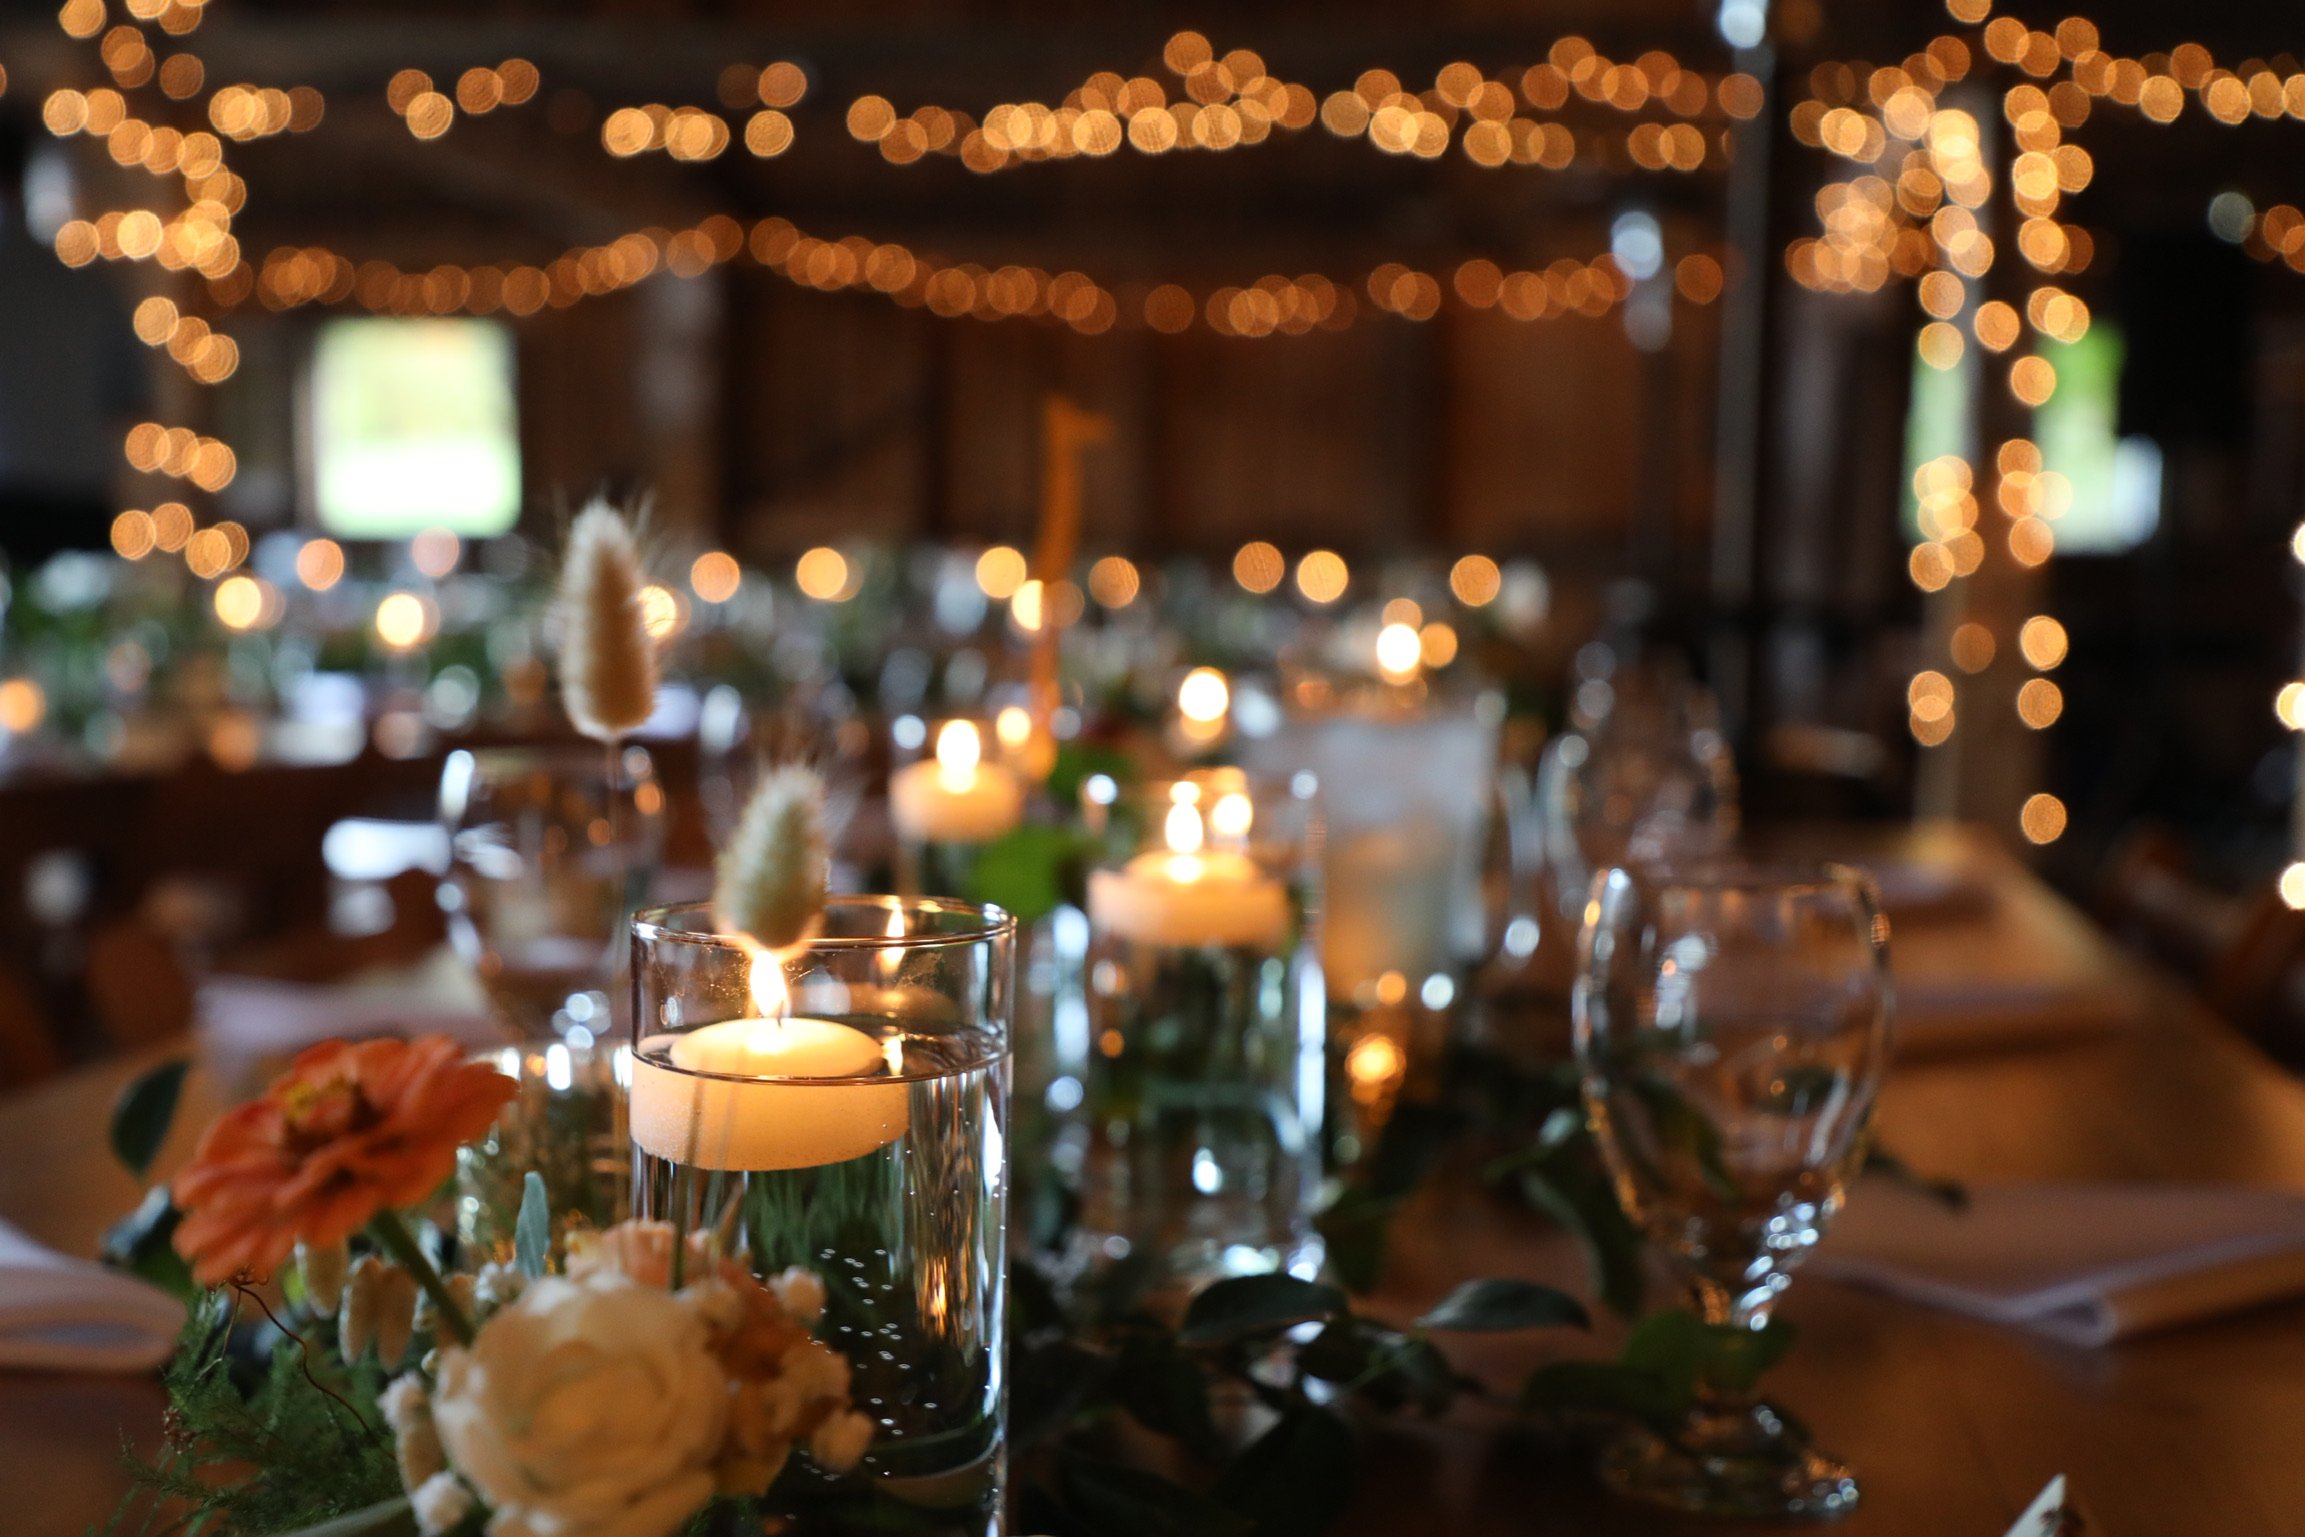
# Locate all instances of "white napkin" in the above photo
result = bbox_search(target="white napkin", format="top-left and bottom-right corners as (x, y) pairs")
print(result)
(1812, 1181), (2305, 1346)
(0, 1218), (184, 1373)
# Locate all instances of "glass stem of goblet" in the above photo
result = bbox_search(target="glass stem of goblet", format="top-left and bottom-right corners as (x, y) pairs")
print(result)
(1687, 1275), (1773, 1418)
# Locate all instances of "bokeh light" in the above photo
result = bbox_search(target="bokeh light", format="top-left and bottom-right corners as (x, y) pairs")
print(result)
(1232, 541), (1284, 594)
(1295, 549), (1349, 604)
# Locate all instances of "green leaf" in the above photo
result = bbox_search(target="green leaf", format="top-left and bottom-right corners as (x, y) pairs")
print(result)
(1311, 1188), (1395, 1297)
(100, 1186), (194, 1300)
(110, 1057), (190, 1179)
(273, 1497), (418, 1537)
(1516, 1156), (1647, 1319)
(514, 1171), (550, 1279)
(1177, 1274), (1347, 1347)
(1697, 1316), (1798, 1395)
(1058, 1455), (1252, 1537)
(963, 824), (1078, 925)
(1519, 1359), (1684, 1428)
(1212, 1407), (1357, 1537)
(1619, 1307), (1798, 1399)
(1417, 1278), (1590, 1334)
(1628, 1075), (1739, 1202)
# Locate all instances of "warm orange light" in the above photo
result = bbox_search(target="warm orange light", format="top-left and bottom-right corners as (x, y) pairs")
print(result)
(975, 545), (1027, 600)
(689, 551), (741, 604)
(795, 547), (850, 601)
(1233, 541), (1285, 595)
(1295, 549), (1348, 604)
(296, 537), (344, 591)
(2020, 792), (2067, 844)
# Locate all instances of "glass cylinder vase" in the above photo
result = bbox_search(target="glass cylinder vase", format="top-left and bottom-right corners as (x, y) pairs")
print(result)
(630, 896), (1014, 1537)
(1078, 769), (1324, 1289)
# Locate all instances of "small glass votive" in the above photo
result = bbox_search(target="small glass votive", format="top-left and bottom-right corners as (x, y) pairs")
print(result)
(1078, 769), (1324, 1287)
(440, 744), (663, 1253)
(630, 897), (1014, 1537)
(888, 716), (1029, 900)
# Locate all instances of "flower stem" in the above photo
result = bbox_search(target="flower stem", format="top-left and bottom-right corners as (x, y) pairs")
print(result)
(368, 1209), (475, 1347)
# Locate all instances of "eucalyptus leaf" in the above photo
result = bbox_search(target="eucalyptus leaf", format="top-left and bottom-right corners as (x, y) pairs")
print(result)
(1417, 1277), (1590, 1334)
(514, 1171), (551, 1279)
(1177, 1274), (1347, 1347)
(1057, 1454), (1252, 1537)
(1212, 1406), (1356, 1537)
(110, 1056), (189, 1179)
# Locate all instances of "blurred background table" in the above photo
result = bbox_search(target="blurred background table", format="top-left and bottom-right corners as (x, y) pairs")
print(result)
(8, 825), (2305, 1536)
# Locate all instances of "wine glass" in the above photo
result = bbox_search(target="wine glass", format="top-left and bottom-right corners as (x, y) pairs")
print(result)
(438, 744), (665, 1252)
(1537, 668), (1739, 926)
(437, 743), (665, 1041)
(1574, 859), (1891, 1518)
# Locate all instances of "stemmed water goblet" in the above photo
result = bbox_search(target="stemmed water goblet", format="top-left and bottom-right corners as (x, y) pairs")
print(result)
(1574, 858), (1891, 1518)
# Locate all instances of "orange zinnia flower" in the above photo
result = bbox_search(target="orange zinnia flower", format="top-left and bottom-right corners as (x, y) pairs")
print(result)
(172, 1036), (515, 1287)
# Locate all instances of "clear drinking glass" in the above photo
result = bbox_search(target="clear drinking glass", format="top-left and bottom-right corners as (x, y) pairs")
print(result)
(1574, 860), (1890, 1518)
(630, 897), (1013, 1537)
(1078, 770), (1324, 1288)
(438, 745), (663, 1253)
(1538, 673), (1739, 926)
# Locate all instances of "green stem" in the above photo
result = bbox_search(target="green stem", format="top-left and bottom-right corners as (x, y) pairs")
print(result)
(367, 1210), (475, 1347)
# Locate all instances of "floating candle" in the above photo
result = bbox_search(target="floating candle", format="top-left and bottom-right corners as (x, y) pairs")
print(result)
(1087, 796), (1291, 949)
(889, 720), (1025, 845)
(628, 949), (909, 1171)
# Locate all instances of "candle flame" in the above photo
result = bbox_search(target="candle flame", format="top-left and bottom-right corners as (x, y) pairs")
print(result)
(746, 943), (793, 1022)
(876, 903), (906, 982)
(1164, 800), (1205, 856)
(994, 705), (1032, 750)
(934, 719), (981, 791)
(1210, 791), (1253, 841)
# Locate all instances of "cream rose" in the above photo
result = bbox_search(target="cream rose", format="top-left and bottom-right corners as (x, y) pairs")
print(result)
(432, 1274), (729, 1537)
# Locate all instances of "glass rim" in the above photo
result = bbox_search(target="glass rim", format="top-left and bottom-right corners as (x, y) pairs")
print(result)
(445, 741), (656, 773)
(1086, 766), (1319, 808)
(1598, 857), (1878, 899)
(632, 895), (1016, 954)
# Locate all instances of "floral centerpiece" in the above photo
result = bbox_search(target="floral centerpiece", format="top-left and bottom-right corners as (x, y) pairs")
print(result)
(117, 1033), (874, 1537)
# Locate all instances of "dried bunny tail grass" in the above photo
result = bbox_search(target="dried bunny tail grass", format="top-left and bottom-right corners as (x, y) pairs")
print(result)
(715, 764), (830, 952)
(555, 499), (658, 742)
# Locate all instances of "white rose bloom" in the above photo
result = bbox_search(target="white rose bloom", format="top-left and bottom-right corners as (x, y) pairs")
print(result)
(807, 1409), (875, 1475)
(432, 1275), (729, 1537)
(411, 1471), (476, 1535)
(767, 1268), (826, 1326)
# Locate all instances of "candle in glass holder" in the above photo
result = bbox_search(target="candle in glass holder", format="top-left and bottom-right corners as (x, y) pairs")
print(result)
(1087, 792), (1289, 949)
(628, 950), (909, 1171)
(889, 720), (1025, 845)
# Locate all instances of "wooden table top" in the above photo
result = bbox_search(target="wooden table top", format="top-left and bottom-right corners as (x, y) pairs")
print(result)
(8, 824), (2305, 1537)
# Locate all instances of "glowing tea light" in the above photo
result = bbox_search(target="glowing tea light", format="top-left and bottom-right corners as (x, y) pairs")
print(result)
(1087, 797), (1290, 949)
(889, 719), (1025, 844)
(629, 947), (910, 1172)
